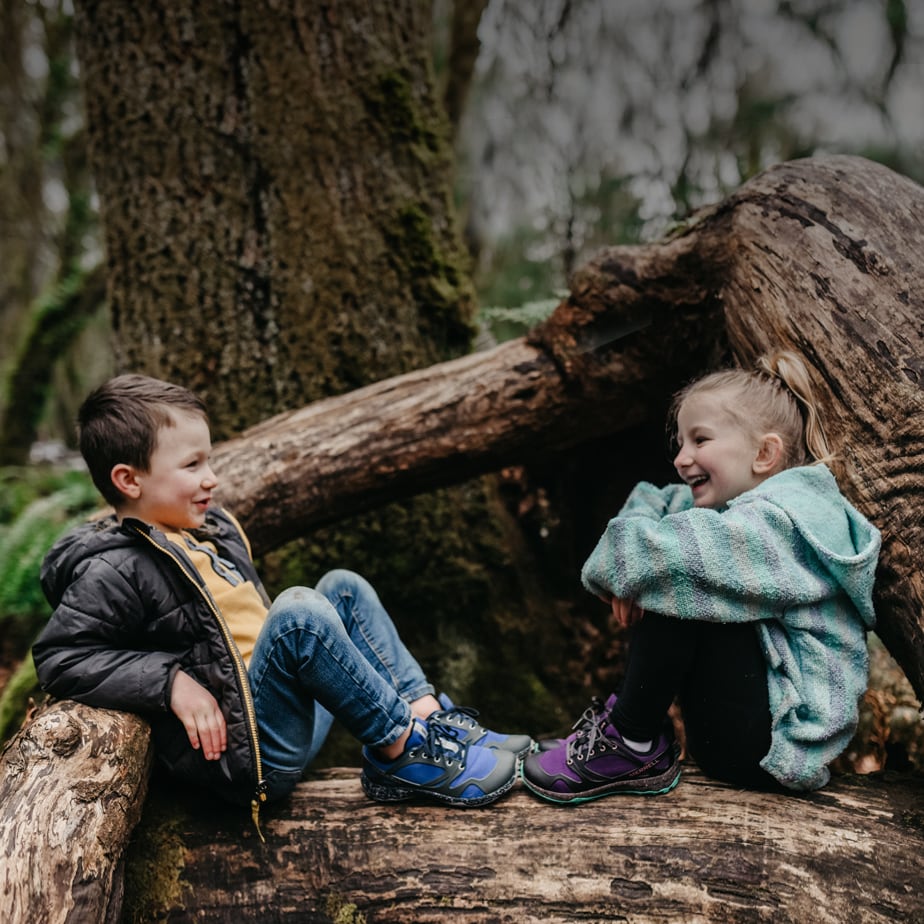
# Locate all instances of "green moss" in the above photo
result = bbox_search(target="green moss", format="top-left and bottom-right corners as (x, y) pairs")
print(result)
(0, 654), (40, 744)
(121, 786), (190, 923)
(382, 205), (476, 349)
(324, 894), (367, 924)
(362, 70), (440, 155)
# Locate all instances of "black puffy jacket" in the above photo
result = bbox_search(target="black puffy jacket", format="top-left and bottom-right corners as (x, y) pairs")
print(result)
(33, 509), (268, 810)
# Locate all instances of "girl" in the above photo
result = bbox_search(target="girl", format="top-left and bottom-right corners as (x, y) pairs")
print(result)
(522, 351), (881, 802)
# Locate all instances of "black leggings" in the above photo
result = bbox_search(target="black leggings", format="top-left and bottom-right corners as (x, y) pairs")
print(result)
(609, 612), (780, 790)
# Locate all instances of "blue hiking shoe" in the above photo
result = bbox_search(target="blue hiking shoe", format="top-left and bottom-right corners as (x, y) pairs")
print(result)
(522, 712), (681, 803)
(536, 692), (618, 752)
(432, 693), (535, 758)
(361, 718), (518, 807)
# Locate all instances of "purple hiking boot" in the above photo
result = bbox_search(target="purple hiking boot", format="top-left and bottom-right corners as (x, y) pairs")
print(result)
(521, 710), (681, 803)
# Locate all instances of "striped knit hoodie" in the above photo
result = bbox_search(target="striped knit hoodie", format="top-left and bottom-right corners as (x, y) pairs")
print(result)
(581, 463), (881, 791)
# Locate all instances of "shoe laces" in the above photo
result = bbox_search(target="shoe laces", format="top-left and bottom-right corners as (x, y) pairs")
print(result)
(411, 719), (469, 768)
(432, 703), (481, 731)
(567, 719), (611, 764)
(571, 696), (607, 735)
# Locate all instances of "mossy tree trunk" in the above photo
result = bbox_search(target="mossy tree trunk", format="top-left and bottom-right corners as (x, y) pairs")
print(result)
(74, 0), (476, 432)
(0, 1), (100, 464)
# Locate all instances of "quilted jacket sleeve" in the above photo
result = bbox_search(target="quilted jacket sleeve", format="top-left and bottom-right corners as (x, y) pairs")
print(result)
(32, 555), (179, 714)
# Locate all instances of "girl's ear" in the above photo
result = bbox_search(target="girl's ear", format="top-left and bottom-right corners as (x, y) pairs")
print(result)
(753, 433), (784, 475)
(110, 463), (142, 499)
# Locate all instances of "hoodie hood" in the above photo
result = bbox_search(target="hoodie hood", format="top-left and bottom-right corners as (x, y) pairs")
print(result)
(733, 464), (880, 629)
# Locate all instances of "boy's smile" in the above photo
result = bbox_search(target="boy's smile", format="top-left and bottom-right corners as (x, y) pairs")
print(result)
(116, 410), (218, 531)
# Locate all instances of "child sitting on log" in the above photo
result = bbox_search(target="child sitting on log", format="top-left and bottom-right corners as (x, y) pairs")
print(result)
(521, 351), (880, 801)
(33, 374), (532, 830)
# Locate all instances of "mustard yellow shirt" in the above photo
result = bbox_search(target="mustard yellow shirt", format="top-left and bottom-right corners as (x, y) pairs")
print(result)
(168, 530), (267, 665)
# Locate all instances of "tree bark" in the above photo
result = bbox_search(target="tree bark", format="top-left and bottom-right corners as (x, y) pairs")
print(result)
(0, 700), (152, 924)
(442, 0), (490, 137)
(123, 765), (924, 923)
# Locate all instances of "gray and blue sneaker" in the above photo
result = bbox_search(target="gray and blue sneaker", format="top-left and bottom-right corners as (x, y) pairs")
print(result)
(431, 692), (535, 758)
(361, 718), (518, 807)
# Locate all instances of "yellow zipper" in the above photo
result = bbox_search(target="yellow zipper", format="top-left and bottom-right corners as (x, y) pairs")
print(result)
(132, 525), (267, 841)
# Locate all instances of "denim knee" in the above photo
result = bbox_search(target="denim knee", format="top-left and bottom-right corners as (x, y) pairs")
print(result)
(263, 586), (342, 639)
(315, 568), (371, 599)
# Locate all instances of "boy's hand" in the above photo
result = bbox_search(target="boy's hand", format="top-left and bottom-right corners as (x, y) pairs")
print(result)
(610, 597), (644, 630)
(169, 669), (227, 761)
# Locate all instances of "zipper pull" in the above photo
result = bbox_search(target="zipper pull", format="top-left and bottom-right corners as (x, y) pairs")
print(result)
(251, 779), (268, 843)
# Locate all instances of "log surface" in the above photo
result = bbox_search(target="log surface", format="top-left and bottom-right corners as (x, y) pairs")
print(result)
(0, 700), (153, 924)
(142, 765), (924, 923)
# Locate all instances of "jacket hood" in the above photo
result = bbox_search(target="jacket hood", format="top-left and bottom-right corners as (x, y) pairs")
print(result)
(40, 515), (137, 609)
(733, 464), (881, 628)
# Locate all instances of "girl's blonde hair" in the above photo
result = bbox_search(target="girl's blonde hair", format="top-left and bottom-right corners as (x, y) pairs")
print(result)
(670, 351), (833, 470)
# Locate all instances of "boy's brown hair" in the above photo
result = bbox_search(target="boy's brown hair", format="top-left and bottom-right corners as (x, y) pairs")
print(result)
(78, 374), (208, 508)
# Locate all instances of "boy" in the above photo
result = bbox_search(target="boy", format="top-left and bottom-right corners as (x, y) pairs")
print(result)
(33, 375), (531, 829)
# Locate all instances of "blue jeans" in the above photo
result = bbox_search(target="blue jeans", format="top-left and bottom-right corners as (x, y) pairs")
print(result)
(248, 569), (434, 801)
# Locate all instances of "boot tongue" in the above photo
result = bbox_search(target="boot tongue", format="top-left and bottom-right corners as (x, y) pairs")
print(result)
(408, 718), (430, 748)
(601, 721), (621, 741)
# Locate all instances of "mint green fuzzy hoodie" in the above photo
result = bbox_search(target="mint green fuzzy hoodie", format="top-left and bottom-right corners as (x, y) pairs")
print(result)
(581, 464), (880, 791)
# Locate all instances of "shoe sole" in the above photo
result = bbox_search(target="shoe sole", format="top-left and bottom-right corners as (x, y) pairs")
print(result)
(520, 755), (682, 804)
(361, 765), (518, 807)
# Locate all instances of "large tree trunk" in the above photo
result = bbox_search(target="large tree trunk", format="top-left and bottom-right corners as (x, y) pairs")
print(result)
(73, 0), (475, 435)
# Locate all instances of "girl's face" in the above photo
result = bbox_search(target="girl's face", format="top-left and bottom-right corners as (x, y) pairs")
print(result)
(673, 392), (767, 509)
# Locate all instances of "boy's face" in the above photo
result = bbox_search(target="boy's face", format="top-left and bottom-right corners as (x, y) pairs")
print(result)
(118, 410), (217, 532)
(673, 392), (765, 509)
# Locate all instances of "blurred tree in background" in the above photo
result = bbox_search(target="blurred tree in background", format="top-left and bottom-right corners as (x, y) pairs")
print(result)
(464, 0), (923, 321)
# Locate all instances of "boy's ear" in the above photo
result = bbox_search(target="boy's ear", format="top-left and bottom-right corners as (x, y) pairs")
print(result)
(110, 463), (142, 500)
(753, 433), (784, 475)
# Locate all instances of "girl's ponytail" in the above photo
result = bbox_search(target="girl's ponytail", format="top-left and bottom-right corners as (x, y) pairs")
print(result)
(756, 351), (833, 465)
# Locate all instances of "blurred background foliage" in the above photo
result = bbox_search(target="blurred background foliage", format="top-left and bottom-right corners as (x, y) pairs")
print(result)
(1, 0), (921, 768)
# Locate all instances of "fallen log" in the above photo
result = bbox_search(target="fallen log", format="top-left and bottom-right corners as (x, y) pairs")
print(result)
(128, 764), (924, 923)
(0, 700), (152, 924)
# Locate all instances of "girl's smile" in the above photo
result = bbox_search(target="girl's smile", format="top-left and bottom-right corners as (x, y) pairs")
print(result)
(673, 392), (768, 509)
